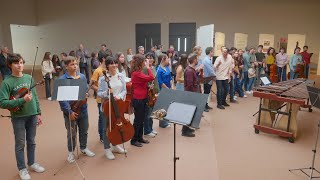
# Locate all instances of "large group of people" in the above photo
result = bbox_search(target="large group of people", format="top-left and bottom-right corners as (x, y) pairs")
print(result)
(0, 42), (313, 180)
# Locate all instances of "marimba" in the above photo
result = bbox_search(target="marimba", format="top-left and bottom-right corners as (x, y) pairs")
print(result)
(253, 78), (314, 143)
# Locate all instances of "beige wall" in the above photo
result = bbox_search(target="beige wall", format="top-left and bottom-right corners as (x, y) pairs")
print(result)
(2, 0), (320, 69)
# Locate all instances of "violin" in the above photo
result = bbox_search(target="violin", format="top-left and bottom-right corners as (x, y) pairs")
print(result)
(102, 70), (134, 146)
(8, 80), (44, 112)
(70, 80), (93, 114)
(147, 83), (157, 107)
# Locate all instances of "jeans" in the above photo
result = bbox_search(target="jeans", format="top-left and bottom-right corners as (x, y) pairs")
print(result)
(97, 103), (103, 140)
(228, 78), (234, 100)
(11, 115), (37, 170)
(131, 98), (148, 143)
(144, 106), (154, 135)
(216, 80), (228, 106)
(44, 77), (51, 98)
(248, 78), (254, 91)
(176, 83), (184, 91)
(241, 71), (249, 91)
(277, 66), (287, 82)
(204, 83), (212, 105)
(234, 76), (244, 97)
(100, 110), (111, 149)
(255, 67), (263, 87)
(305, 64), (310, 79)
(80, 63), (90, 84)
(63, 109), (89, 152)
(290, 69), (298, 80)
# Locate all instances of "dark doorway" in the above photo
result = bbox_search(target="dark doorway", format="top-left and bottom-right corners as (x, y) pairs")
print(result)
(169, 23), (196, 54)
(135, 23), (161, 54)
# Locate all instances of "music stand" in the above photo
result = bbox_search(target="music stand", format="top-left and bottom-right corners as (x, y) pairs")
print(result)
(289, 85), (320, 179)
(152, 88), (208, 180)
(51, 79), (87, 179)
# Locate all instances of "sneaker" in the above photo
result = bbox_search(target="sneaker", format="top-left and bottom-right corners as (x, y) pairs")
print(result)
(112, 145), (127, 154)
(230, 99), (237, 103)
(223, 102), (230, 107)
(165, 124), (171, 128)
(152, 130), (158, 135)
(217, 105), (225, 109)
(182, 131), (195, 137)
(144, 132), (156, 138)
(29, 163), (45, 173)
(243, 95), (248, 98)
(67, 152), (75, 163)
(250, 91), (253, 94)
(245, 91), (250, 94)
(19, 169), (31, 180)
(138, 139), (150, 144)
(100, 139), (104, 144)
(131, 141), (143, 147)
(47, 97), (52, 100)
(80, 148), (95, 157)
(205, 105), (213, 109)
(104, 148), (115, 160)
(234, 96), (238, 100)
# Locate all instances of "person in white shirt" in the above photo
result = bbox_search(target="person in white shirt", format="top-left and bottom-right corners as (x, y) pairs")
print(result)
(41, 52), (55, 100)
(275, 47), (288, 82)
(214, 48), (232, 109)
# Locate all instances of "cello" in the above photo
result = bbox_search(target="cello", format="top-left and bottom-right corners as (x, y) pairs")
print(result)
(269, 64), (278, 83)
(102, 70), (134, 149)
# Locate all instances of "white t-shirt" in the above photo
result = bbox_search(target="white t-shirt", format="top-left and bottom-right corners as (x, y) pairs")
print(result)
(213, 55), (232, 80)
(109, 74), (124, 99)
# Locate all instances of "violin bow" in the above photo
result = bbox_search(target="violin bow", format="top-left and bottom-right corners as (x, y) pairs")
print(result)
(29, 47), (39, 92)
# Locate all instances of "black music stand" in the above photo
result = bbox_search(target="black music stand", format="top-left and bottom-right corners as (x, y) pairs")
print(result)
(152, 88), (208, 180)
(289, 86), (320, 179)
(52, 79), (87, 179)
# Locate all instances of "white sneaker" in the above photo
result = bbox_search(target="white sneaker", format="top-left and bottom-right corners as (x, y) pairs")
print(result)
(144, 133), (156, 138)
(19, 169), (31, 180)
(243, 95), (248, 98)
(165, 124), (171, 128)
(80, 148), (95, 157)
(67, 152), (75, 163)
(29, 163), (45, 173)
(250, 90), (253, 94)
(245, 91), (250, 94)
(105, 148), (115, 160)
(234, 96), (238, 100)
(112, 145), (127, 154)
(47, 97), (52, 100)
(152, 130), (158, 135)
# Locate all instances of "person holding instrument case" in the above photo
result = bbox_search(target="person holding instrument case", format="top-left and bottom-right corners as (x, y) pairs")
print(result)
(0, 53), (45, 180)
(58, 56), (95, 164)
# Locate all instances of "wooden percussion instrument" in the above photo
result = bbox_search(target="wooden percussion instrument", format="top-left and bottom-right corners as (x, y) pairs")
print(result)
(253, 78), (314, 143)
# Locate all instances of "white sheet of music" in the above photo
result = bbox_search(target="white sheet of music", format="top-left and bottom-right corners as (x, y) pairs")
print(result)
(261, 77), (271, 85)
(57, 86), (79, 101)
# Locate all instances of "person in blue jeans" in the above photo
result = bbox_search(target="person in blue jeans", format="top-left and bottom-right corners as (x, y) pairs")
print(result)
(157, 53), (172, 128)
(58, 56), (95, 164)
(0, 53), (45, 180)
(142, 53), (160, 137)
(289, 47), (303, 80)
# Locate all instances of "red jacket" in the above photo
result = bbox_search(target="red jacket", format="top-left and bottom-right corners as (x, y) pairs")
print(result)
(131, 69), (154, 99)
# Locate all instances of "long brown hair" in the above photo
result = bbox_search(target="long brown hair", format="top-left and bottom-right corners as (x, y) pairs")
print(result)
(115, 52), (128, 73)
(41, 52), (51, 65)
(131, 54), (145, 72)
(177, 54), (188, 70)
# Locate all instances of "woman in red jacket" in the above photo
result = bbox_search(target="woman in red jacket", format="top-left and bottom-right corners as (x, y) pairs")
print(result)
(130, 54), (155, 147)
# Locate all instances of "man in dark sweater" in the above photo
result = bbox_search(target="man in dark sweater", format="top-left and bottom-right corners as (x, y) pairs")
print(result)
(0, 46), (11, 79)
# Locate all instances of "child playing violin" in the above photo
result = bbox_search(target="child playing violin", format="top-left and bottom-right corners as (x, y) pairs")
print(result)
(0, 53), (44, 180)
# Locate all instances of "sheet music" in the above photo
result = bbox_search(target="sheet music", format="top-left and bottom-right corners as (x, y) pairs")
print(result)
(261, 77), (271, 85)
(57, 86), (79, 101)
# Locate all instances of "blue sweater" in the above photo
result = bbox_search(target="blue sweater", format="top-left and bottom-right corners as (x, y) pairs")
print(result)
(157, 66), (172, 89)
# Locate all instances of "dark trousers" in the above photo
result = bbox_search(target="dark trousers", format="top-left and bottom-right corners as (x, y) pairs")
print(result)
(80, 63), (90, 84)
(63, 110), (89, 152)
(97, 103), (103, 140)
(216, 80), (228, 106)
(44, 77), (51, 98)
(305, 64), (310, 79)
(277, 66), (287, 82)
(0, 67), (10, 80)
(11, 115), (37, 170)
(131, 98), (148, 143)
(241, 71), (249, 91)
(204, 83), (212, 106)
(228, 78), (234, 100)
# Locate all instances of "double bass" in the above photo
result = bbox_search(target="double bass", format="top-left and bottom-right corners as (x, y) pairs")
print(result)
(269, 64), (278, 83)
(102, 71), (134, 148)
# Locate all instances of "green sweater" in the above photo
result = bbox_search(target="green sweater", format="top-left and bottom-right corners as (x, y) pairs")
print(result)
(0, 74), (41, 118)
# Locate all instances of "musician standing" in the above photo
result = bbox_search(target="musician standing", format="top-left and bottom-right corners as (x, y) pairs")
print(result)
(76, 44), (91, 84)
(142, 53), (160, 138)
(289, 47), (303, 80)
(157, 53), (172, 128)
(301, 45), (312, 79)
(90, 53), (108, 143)
(276, 47), (288, 82)
(202, 47), (216, 112)
(58, 56), (95, 163)
(0, 54), (45, 180)
(130, 54), (154, 147)
(0, 46), (11, 79)
(97, 56), (127, 160)
(214, 48), (233, 109)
